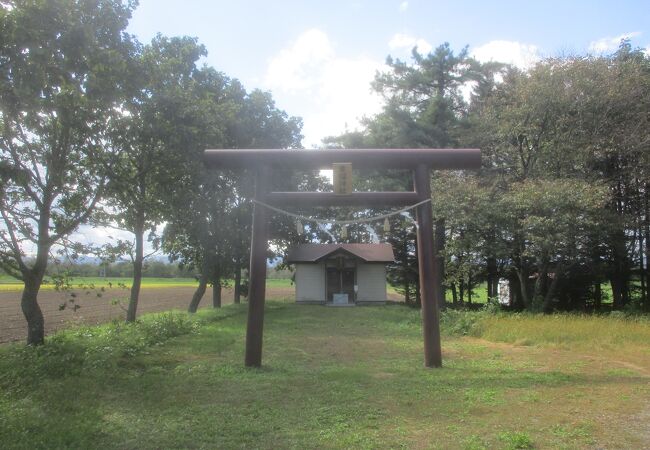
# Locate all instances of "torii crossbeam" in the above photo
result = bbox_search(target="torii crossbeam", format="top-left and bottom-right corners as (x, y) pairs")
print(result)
(204, 148), (481, 368)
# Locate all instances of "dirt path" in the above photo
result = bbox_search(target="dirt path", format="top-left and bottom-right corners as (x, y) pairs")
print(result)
(0, 285), (295, 344)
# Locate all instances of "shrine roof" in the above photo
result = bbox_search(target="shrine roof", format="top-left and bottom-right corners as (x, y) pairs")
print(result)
(286, 243), (395, 263)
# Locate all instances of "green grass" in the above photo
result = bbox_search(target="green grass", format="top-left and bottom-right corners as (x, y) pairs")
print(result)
(265, 278), (293, 288)
(448, 283), (489, 304)
(0, 276), (199, 291)
(0, 276), (294, 291)
(440, 282), (620, 306)
(1, 304), (649, 449)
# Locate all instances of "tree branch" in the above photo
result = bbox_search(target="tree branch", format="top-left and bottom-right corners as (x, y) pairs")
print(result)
(50, 180), (105, 243)
(0, 204), (29, 274)
(3, 139), (45, 209)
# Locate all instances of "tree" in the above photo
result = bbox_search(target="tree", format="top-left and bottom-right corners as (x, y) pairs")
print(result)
(371, 43), (484, 148)
(330, 43), (484, 305)
(563, 44), (650, 310)
(499, 179), (607, 311)
(102, 35), (217, 322)
(163, 172), (240, 312)
(386, 218), (419, 305)
(162, 84), (309, 312)
(470, 45), (650, 311)
(0, 0), (136, 343)
(327, 42), (650, 314)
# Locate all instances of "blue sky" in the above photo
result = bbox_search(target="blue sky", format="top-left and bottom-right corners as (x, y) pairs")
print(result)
(127, 0), (650, 147)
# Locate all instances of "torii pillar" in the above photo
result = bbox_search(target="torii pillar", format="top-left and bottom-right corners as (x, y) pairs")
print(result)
(204, 148), (481, 368)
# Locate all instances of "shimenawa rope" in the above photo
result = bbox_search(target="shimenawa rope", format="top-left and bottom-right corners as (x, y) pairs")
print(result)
(251, 198), (430, 227)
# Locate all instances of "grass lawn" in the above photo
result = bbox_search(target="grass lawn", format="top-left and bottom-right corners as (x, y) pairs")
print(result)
(385, 282), (490, 304)
(1, 303), (649, 449)
(0, 276), (294, 292)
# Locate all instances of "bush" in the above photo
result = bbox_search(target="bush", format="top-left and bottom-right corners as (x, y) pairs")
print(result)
(440, 309), (486, 336)
(0, 312), (198, 390)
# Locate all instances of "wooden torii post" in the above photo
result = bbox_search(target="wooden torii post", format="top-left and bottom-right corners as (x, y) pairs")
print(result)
(204, 148), (481, 368)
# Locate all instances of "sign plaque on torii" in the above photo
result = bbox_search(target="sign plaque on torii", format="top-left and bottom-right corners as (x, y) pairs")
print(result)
(204, 148), (481, 368)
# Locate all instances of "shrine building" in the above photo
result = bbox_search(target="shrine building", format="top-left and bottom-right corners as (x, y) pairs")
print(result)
(286, 243), (395, 305)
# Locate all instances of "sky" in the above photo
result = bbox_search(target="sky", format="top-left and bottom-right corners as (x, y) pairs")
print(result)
(73, 0), (650, 249)
(126, 0), (650, 148)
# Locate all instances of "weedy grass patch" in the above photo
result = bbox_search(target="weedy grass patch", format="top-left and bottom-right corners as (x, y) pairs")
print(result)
(1, 302), (648, 449)
(449, 310), (650, 349)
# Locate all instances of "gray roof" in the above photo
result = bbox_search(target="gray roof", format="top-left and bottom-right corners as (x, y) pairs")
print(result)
(286, 243), (395, 263)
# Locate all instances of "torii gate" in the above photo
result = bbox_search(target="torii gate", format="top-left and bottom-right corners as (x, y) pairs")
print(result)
(204, 148), (481, 368)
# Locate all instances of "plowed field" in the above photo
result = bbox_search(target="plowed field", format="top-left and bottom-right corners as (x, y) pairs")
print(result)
(0, 285), (294, 343)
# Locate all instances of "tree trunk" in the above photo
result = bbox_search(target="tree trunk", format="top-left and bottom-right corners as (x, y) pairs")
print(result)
(188, 275), (208, 313)
(234, 203), (245, 304)
(610, 181), (630, 310)
(594, 282), (602, 312)
(611, 277), (622, 310)
(610, 239), (630, 311)
(542, 268), (562, 313)
(234, 264), (242, 304)
(515, 269), (531, 309)
(212, 280), (222, 308)
(533, 253), (549, 303)
(644, 182), (650, 312)
(451, 282), (457, 306)
(634, 178), (646, 308)
(404, 282), (411, 305)
(467, 273), (472, 305)
(19, 196), (52, 344)
(412, 225), (421, 306)
(434, 218), (446, 310)
(21, 274), (45, 345)
(639, 223), (646, 307)
(510, 274), (523, 310)
(403, 235), (411, 305)
(126, 218), (145, 323)
(486, 256), (497, 301)
(188, 255), (212, 313)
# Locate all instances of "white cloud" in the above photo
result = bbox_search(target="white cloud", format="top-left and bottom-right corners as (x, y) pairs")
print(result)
(67, 224), (163, 258)
(388, 33), (432, 55)
(264, 29), (384, 147)
(399, 1), (409, 12)
(71, 225), (134, 247)
(264, 29), (334, 95)
(471, 40), (540, 69)
(588, 32), (642, 53)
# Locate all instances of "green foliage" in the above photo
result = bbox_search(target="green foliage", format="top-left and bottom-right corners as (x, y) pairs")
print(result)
(0, 303), (646, 448)
(440, 309), (486, 336)
(159, 53), (315, 309)
(0, 0), (138, 342)
(330, 43), (493, 303)
(371, 43), (486, 148)
(0, 0), (137, 276)
(498, 431), (534, 449)
(331, 39), (650, 313)
(0, 311), (198, 387)
(468, 45), (650, 311)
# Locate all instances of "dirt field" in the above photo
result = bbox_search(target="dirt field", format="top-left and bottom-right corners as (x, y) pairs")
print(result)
(0, 285), (295, 344)
(1, 286), (405, 344)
